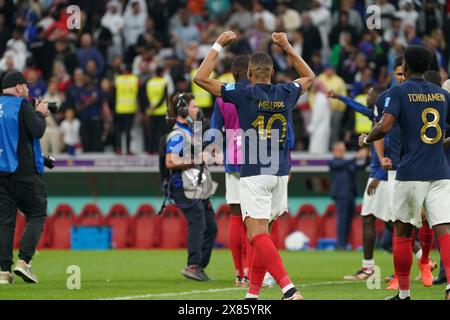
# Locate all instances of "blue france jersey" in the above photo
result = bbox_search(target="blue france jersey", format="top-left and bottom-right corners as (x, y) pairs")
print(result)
(221, 82), (301, 177)
(384, 78), (450, 181)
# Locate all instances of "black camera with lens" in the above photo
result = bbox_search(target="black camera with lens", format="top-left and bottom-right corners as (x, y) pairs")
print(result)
(43, 154), (55, 169)
(31, 98), (58, 114)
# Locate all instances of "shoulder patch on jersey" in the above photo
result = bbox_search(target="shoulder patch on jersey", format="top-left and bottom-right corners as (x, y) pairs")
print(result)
(384, 97), (391, 108)
(225, 83), (235, 91)
(374, 107), (379, 117)
(293, 82), (300, 88)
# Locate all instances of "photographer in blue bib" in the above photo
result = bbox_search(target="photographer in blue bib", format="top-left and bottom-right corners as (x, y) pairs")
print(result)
(0, 71), (49, 285)
(163, 92), (218, 282)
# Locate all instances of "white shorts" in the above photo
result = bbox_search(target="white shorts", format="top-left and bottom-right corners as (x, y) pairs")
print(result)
(239, 175), (289, 222)
(361, 178), (390, 222)
(386, 170), (397, 222)
(225, 172), (240, 204)
(392, 179), (450, 228)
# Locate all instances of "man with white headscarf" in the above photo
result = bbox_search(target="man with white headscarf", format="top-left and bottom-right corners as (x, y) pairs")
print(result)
(101, 0), (124, 60)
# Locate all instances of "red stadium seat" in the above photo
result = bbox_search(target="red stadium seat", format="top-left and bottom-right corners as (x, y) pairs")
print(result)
(320, 204), (337, 239)
(105, 204), (132, 249)
(160, 205), (187, 249)
(215, 205), (231, 248)
(50, 204), (76, 249)
(131, 204), (160, 248)
(293, 204), (320, 248)
(271, 213), (293, 249)
(76, 204), (104, 226)
(13, 212), (26, 249)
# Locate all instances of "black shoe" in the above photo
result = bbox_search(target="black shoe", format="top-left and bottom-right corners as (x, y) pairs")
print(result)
(199, 267), (210, 281)
(182, 265), (207, 281)
(385, 293), (411, 300)
(446, 289), (450, 301)
(433, 274), (447, 285)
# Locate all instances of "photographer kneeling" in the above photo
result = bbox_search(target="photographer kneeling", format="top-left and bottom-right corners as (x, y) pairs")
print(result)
(165, 92), (217, 281)
(0, 71), (49, 285)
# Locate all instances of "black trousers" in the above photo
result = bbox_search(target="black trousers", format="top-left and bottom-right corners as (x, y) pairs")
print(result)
(114, 114), (134, 154)
(145, 116), (167, 154)
(171, 189), (217, 268)
(334, 196), (355, 249)
(0, 174), (47, 272)
(80, 118), (103, 152)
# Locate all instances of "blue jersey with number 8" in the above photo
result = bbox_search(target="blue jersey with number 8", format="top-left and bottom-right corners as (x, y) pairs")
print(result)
(384, 78), (450, 181)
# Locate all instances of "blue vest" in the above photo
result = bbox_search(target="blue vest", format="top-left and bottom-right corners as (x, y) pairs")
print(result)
(0, 96), (44, 174)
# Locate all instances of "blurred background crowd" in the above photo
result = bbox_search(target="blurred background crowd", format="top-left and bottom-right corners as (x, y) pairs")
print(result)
(0, 0), (449, 155)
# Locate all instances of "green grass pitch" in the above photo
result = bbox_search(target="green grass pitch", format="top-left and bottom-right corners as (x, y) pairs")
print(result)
(1, 249), (446, 300)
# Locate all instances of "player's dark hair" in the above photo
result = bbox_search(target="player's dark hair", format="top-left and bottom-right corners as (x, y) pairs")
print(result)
(424, 70), (441, 86)
(393, 56), (404, 69)
(232, 55), (249, 82)
(404, 45), (432, 74)
(249, 52), (273, 79)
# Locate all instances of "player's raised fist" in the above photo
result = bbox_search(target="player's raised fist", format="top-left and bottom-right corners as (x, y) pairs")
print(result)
(272, 32), (290, 50)
(216, 31), (236, 47)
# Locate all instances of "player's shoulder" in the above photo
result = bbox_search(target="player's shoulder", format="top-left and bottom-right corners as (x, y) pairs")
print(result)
(275, 82), (301, 91)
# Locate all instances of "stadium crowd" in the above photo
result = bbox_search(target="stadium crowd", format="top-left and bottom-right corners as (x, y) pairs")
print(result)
(0, 0), (449, 155)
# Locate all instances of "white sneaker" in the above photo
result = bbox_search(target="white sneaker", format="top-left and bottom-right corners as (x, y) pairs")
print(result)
(13, 260), (38, 284)
(0, 271), (14, 284)
(262, 272), (275, 288)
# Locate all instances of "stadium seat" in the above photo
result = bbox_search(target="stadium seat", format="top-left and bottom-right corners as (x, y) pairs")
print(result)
(320, 204), (337, 239)
(13, 212), (26, 249)
(105, 204), (132, 249)
(76, 204), (105, 226)
(159, 205), (187, 249)
(271, 213), (293, 249)
(215, 204), (231, 248)
(50, 204), (76, 249)
(131, 204), (160, 248)
(293, 204), (320, 248)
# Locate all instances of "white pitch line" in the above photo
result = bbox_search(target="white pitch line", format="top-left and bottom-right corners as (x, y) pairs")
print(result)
(99, 280), (356, 300)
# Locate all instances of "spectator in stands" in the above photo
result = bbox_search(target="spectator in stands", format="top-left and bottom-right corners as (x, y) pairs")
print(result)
(136, 17), (163, 56)
(333, 0), (363, 36)
(319, 65), (347, 146)
(396, 0), (419, 26)
(375, 0), (396, 29)
(26, 67), (46, 98)
(299, 12), (322, 64)
(276, 0), (301, 31)
(172, 9), (200, 60)
(51, 61), (72, 93)
(252, 1), (276, 32)
(60, 108), (81, 156)
(101, 0), (124, 62)
(41, 77), (63, 154)
(5, 28), (27, 71)
(205, 0), (231, 20)
(75, 75), (103, 153)
(227, 1), (253, 31)
(329, 143), (368, 250)
(403, 21), (422, 46)
(309, 0), (332, 61)
(329, 11), (357, 47)
(123, 0), (147, 53)
(247, 18), (271, 53)
(76, 33), (105, 78)
(308, 80), (331, 154)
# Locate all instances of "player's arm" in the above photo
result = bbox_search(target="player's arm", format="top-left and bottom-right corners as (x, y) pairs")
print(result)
(193, 31), (237, 97)
(327, 91), (374, 120)
(272, 33), (315, 94)
(359, 113), (395, 147)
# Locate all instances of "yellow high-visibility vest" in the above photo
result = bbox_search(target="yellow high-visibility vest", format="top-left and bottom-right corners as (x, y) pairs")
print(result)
(354, 94), (372, 134)
(115, 74), (139, 114)
(146, 76), (168, 116)
(218, 72), (235, 84)
(191, 68), (213, 109)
